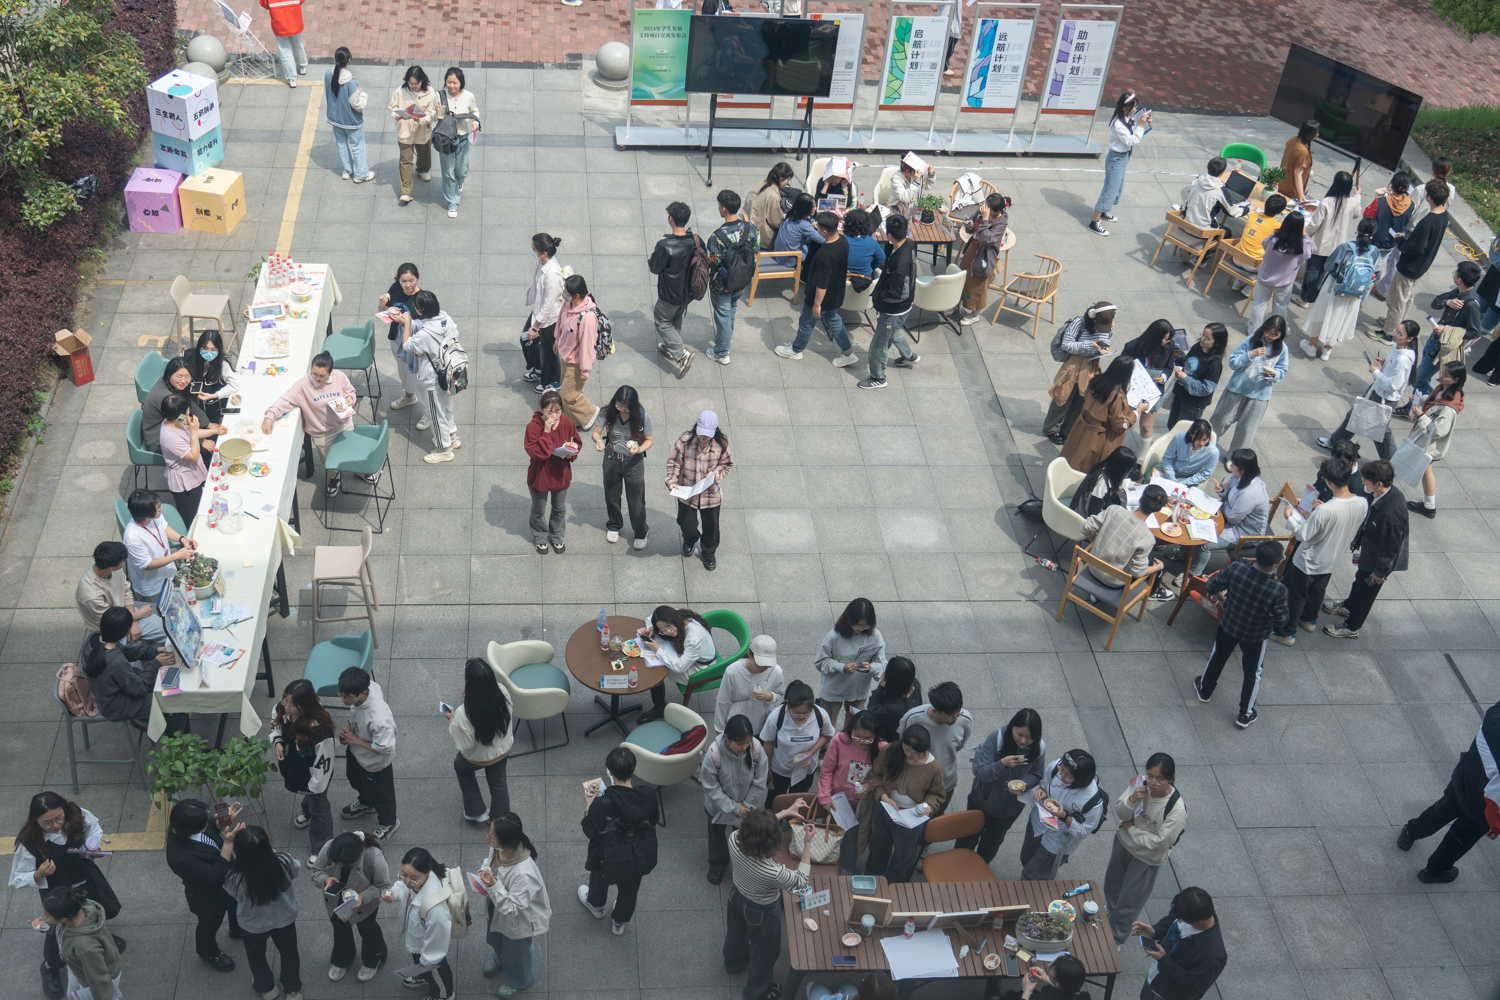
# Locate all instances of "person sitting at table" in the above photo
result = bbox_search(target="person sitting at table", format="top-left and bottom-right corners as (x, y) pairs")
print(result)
(84, 607), (188, 734)
(842, 209), (886, 279)
(723, 800), (814, 1000)
(1179, 156), (1250, 230)
(1230, 193), (1289, 268)
(261, 351), (362, 498)
(1079, 483), (1171, 601)
(122, 489), (198, 605)
(637, 605), (714, 723)
(712, 634), (785, 736)
(141, 358), (222, 453)
(889, 154), (936, 209)
(158, 394), (212, 529)
(863, 724), (946, 884)
(991, 954), (1091, 1000)
(770, 192), (823, 270)
(812, 972), (899, 1000)
(76, 541), (167, 643)
(1158, 419), (1220, 487)
(814, 158), (853, 202)
(1185, 448), (1270, 581)
(1070, 445), (1136, 519)
(182, 330), (239, 429)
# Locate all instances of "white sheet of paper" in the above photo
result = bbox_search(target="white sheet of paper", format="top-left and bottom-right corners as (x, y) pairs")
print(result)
(1299, 485), (1318, 514)
(1150, 475), (1190, 500)
(332, 891), (360, 921)
(1144, 513), (1161, 530)
(1126, 360), (1163, 409)
(710, 809), (744, 827)
(881, 801), (931, 829)
(1125, 484), (1145, 510)
(880, 929), (960, 980)
(800, 888), (832, 910)
(1183, 486), (1222, 516)
(1033, 948), (1071, 963)
(641, 649), (665, 668)
(901, 151), (930, 174)
(1187, 518), (1218, 543)
(829, 791), (858, 830)
(1128, 775), (1148, 817)
(669, 471), (716, 500)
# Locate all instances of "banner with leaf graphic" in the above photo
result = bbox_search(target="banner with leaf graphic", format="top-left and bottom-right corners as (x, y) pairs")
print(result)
(880, 14), (947, 108)
(631, 9), (691, 105)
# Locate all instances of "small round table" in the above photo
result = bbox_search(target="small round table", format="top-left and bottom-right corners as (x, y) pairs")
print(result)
(564, 616), (668, 737)
(1150, 510), (1226, 547)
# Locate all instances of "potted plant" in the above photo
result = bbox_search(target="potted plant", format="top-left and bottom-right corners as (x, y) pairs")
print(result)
(145, 732), (217, 807)
(1256, 166), (1286, 201)
(916, 193), (945, 225)
(1015, 910), (1075, 953)
(180, 553), (220, 600)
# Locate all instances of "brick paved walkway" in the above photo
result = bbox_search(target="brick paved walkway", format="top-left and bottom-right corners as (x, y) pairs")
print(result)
(185, 0), (1500, 112)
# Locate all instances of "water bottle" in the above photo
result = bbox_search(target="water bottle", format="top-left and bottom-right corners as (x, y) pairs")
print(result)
(628, 663), (638, 688)
(599, 622), (610, 651)
(903, 917), (916, 939)
(597, 607), (608, 633)
(1036, 557), (1059, 572)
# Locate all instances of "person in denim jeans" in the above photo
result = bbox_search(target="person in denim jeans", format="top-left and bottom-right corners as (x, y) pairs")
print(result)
(860, 214), (919, 388)
(325, 49), (373, 182)
(723, 803), (813, 1000)
(776, 212), (858, 367)
(705, 190), (758, 364)
(435, 68), (480, 218)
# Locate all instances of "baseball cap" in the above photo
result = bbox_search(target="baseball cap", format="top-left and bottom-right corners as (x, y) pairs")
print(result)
(695, 410), (719, 436)
(748, 634), (778, 667)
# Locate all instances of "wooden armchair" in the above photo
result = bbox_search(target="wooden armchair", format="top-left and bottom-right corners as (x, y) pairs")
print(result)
(1055, 545), (1157, 651)
(747, 251), (801, 307)
(1166, 482), (1300, 626)
(1150, 210), (1225, 288)
(1202, 242), (1259, 316)
(989, 253), (1061, 339)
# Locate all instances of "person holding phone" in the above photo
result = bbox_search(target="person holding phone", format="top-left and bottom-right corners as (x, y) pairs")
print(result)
(381, 848), (454, 999)
(1321, 460), (1409, 640)
(1208, 317), (1288, 455)
(376, 263), (423, 409)
(1044, 303), (1116, 446)
(814, 598), (889, 727)
(1318, 319), (1416, 460)
(523, 389), (579, 555)
(389, 289), (462, 463)
(310, 831), (390, 982)
(1132, 888), (1226, 1000)
(1089, 93), (1150, 236)
(476, 813), (550, 998)
(165, 799), (242, 974)
(444, 657), (515, 823)
(224, 826), (303, 1000)
(84, 606), (188, 733)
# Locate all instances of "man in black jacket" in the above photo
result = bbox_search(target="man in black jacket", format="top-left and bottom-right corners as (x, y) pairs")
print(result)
(1322, 459), (1408, 639)
(1375, 178), (1449, 341)
(859, 213), (921, 389)
(1404, 259), (1485, 404)
(775, 212), (857, 367)
(647, 201), (698, 378)
(1131, 887), (1226, 1000)
(1399, 700), (1500, 882)
(578, 746), (659, 935)
(164, 799), (241, 972)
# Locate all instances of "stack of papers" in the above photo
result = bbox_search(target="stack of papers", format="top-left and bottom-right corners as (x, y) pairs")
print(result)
(1184, 486), (1223, 516)
(1186, 518), (1218, 543)
(200, 642), (245, 671)
(881, 801), (930, 829)
(880, 929), (959, 980)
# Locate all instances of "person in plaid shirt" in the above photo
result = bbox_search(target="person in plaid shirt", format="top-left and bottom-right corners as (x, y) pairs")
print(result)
(665, 410), (734, 571)
(1194, 540), (1288, 729)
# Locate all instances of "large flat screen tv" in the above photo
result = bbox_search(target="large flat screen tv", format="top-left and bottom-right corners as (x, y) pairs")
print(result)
(684, 15), (839, 97)
(1268, 44), (1422, 172)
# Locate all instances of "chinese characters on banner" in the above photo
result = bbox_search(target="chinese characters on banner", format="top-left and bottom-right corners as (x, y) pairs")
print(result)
(881, 15), (948, 107)
(804, 12), (865, 108)
(1042, 18), (1116, 113)
(962, 17), (1034, 112)
(631, 9), (692, 104)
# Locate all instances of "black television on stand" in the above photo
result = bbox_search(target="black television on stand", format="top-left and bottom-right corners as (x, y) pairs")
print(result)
(1268, 43), (1422, 175)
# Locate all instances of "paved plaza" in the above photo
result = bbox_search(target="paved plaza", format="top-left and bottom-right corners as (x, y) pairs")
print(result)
(2, 66), (1500, 1000)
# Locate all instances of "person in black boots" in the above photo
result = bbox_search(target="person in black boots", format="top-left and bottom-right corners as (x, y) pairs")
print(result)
(1132, 887), (1227, 1000)
(1398, 699), (1500, 883)
(165, 799), (242, 973)
(9, 792), (126, 998)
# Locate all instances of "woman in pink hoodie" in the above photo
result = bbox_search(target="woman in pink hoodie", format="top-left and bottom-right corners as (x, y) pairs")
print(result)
(554, 274), (601, 432)
(818, 711), (883, 875)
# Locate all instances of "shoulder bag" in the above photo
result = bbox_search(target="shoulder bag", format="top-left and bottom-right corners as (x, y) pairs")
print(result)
(1390, 424), (1436, 487)
(1347, 390), (1393, 441)
(787, 801), (844, 865)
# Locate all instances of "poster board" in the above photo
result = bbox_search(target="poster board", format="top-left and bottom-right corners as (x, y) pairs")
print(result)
(157, 580), (204, 667)
(961, 15), (1035, 113)
(631, 8), (692, 105)
(800, 10), (866, 110)
(847, 894), (893, 927)
(1039, 15), (1116, 115)
(712, 10), (776, 109)
(879, 13), (948, 109)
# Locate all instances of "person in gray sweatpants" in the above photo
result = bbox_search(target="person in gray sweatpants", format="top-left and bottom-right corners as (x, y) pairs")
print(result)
(1103, 752), (1186, 944)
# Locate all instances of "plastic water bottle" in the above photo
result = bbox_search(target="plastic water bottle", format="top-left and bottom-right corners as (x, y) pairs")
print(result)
(599, 622), (610, 651)
(628, 663), (638, 688)
(597, 607), (608, 633)
(903, 917), (916, 939)
(1036, 557), (1059, 572)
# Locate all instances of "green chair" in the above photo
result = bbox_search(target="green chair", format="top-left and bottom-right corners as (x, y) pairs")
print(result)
(126, 410), (164, 491)
(325, 320), (381, 420)
(114, 496), (188, 541)
(677, 609), (752, 705)
(1219, 142), (1266, 175)
(134, 353), (168, 404)
(302, 630), (375, 698)
(323, 420), (394, 534)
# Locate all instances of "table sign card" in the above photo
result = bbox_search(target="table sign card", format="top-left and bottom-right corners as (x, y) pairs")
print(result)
(600, 675), (630, 690)
(800, 888), (832, 911)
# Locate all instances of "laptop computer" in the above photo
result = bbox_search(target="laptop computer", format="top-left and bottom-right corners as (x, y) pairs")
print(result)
(1223, 170), (1257, 204)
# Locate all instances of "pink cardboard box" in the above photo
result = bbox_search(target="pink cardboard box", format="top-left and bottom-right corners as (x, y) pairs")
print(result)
(124, 167), (184, 233)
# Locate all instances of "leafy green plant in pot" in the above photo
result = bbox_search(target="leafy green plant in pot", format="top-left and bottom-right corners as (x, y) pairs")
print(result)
(917, 193), (945, 224)
(1257, 166), (1286, 199)
(146, 732), (217, 807)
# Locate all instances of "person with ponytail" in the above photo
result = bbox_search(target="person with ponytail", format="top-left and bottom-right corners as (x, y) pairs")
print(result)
(36, 886), (121, 1000)
(1403, 361), (1466, 520)
(271, 678), (337, 863)
(382, 848), (454, 999)
(1044, 301), (1117, 445)
(522, 233), (566, 390)
(958, 191), (1011, 323)
(325, 47), (373, 182)
(1294, 169), (1361, 307)
(225, 825), (303, 999)
(1088, 92), (1151, 236)
(311, 830), (390, 981)
(476, 813), (551, 997)
(1299, 217), (1380, 360)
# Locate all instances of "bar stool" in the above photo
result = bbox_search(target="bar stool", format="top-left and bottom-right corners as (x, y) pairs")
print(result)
(168, 275), (239, 356)
(323, 420), (394, 533)
(313, 525), (379, 648)
(325, 320), (381, 420)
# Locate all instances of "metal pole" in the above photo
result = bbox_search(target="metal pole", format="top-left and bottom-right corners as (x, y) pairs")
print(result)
(1079, 5), (1124, 151)
(1029, 4), (1123, 147)
(948, 2), (1038, 146)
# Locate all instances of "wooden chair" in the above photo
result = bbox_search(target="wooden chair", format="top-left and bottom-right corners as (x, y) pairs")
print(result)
(1166, 482), (1300, 625)
(747, 251), (801, 307)
(1202, 243), (1259, 317)
(1150, 211), (1225, 288)
(1055, 545), (1156, 651)
(988, 253), (1060, 339)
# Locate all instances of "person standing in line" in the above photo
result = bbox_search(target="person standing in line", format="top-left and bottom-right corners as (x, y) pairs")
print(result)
(389, 66), (437, 205)
(310, 831), (389, 982)
(1088, 92), (1151, 237)
(1043, 303), (1116, 446)
(1317, 319), (1416, 460)
(814, 597), (889, 727)
(759, 680), (836, 807)
(706, 188), (758, 364)
(591, 385), (653, 549)
(746, 162), (794, 250)
(712, 634), (785, 736)
(524, 390), (578, 555)
(897, 681), (974, 818)
(1398, 699), (1500, 884)
(1246, 212), (1314, 334)
(1369, 173), (1416, 301)
(860, 212), (921, 390)
(443, 656), (515, 824)
(1374, 179), (1451, 342)
(382, 848), (454, 999)
(377, 263), (424, 410)
(434, 67), (480, 218)
(958, 192), (1011, 325)
(1103, 753), (1187, 946)
(955, 708), (1045, 863)
(818, 711), (885, 875)
(1192, 541), (1289, 729)
(270, 679), (337, 865)
(259, 0), (306, 87)
(389, 290), (462, 463)
(337, 667), (400, 844)
(1060, 355), (1148, 474)
(165, 799), (241, 974)
(522, 233), (565, 391)
(578, 747), (660, 935)
(637, 605), (714, 722)
(776, 211), (859, 368)
(1208, 317), (1289, 455)
(1403, 362), (1466, 519)
(1132, 887), (1227, 1000)
(224, 825), (303, 1000)
(475, 814), (550, 998)
(702, 714), (771, 885)
(325, 47), (373, 182)
(1019, 749), (1106, 881)
(864, 726), (947, 884)
(1292, 170), (1361, 308)
(1269, 458), (1367, 647)
(260, 351), (360, 497)
(1277, 120), (1319, 202)
(648, 201), (700, 378)
(1120, 319), (1180, 454)
(13, 792), (124, 1000)
(867, 656), (921, 744)
(1426, 262), (1487, 391)
(35, 886), (122, 1000)
(156, 394), (211, 528)
(664, 410), (732, 571)
(1299, 218), (1381, 361)
(1322, 459), (1408, 639)
(553, 273), (601, 431)
(722, 803), (815, 1000)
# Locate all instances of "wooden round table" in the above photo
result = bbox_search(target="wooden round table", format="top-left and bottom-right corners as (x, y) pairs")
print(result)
(1150, 509), (1226, 547)
(564, 616), (668, 737)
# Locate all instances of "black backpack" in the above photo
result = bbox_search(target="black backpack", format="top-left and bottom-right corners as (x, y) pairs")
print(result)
(721, 227), (757, 293)
(596, 812), (658, 879)
(432, 91), (480, 156)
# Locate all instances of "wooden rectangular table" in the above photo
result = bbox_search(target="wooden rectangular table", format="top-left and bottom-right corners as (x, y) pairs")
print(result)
(782, 876), (1122, 999)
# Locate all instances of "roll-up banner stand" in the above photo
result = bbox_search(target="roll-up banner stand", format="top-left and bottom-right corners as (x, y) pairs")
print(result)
(951, 3), (1038, 145)
(869, 0), (955, 142)
(799, 0), (870, 142)
(624, 5), (691, 141)
(1029, 3), (1123, 149)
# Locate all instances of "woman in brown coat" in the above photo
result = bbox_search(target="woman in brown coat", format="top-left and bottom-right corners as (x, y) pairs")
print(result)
(1061, 355), (1148, 473)
(1044, 302), (1116, 445)
(958, 192), (1011, 324)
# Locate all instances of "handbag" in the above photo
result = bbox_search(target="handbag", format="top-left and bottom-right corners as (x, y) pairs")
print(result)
(1346, 392), (1393, 440)
(1391, 426), (1436, 486)
(787, 803), (844, 865)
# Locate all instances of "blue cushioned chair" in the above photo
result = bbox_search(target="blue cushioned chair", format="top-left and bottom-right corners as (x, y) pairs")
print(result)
(323, 420), (394, 534)
(622, 703), (708, 827)
(114, 497), (187, 542)
(302, 631), (375, 698)
(485, 640), (570, 757)
(325, 320), (381, 420)
(134, 353), (168, 404)
(126, 410), (164, 491)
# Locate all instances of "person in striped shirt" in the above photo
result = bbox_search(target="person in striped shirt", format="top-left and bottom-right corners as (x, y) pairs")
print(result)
(723, 800), (814, 1000)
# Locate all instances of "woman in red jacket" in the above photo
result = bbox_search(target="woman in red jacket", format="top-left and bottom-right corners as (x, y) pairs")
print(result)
(259, 0), (306, 88)
(524, 390), (579, 555)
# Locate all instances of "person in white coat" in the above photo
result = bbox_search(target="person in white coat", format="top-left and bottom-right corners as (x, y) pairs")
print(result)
(1090, 93), (1151, 236)
(382, 848), (454, 999)
(477, 813), (551, 998)
(1019, 749), (1106, 881)
(639, 605), (716, 723)
(712, 634), (785, 735)
(522, 233), (566, 391)
(390, 289), (461, 463)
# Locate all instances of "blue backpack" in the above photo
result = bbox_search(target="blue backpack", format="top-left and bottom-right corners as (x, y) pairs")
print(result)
(1333, 243), (1378, 297)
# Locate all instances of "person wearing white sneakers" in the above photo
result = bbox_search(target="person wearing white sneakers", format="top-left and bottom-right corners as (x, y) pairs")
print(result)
(391, 289), (461, 463)
(591, 385), (653, 549)
(261, 352), (361, 498)
(260, 0), (306, 88)
(310, 831), (389, 983)
(579, 748), (659, 935)
(224, 826), (304, 1000)
(381, 848), (454, 999)
(389, 65), (436, 205)
(377, 263), (424, 410)
(776, 211), (859, 367)
(435, 67), (480, 219)
(325, 48), (374, 182)
(553, 273), (602, 431)
(958, 191), (1011, 326)
(444, 657), (516, 823)
(476, 813), (551, 999)
(1089, 93), (1150, 236)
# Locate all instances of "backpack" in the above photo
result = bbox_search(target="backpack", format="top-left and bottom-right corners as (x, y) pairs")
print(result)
(418, 865), (472, 939)
(57, 663), (96, 718)
(594, 793), (659, 879)
(1050, 316), (1080, 363)
(769, 703), (830, 748)
(431, 91), (480, 156)
(1333, 244), (1377, 297)
(430, 319), (469, 395)
(589, 305), (615, 361)
(1164, 789), (1186, 846)
(1049, 762), (1108, 836)
(688, 233), (712, 301)
(721, 229), (757, 292)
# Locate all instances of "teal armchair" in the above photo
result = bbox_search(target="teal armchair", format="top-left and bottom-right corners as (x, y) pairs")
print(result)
(134, 353), (167, 404)
(126, 410), (164, 491)
(325, 320), (380, 419)
(303, 631), (375, 697)
(323, 420), (394, 533)
(678, 609), (752, 705)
